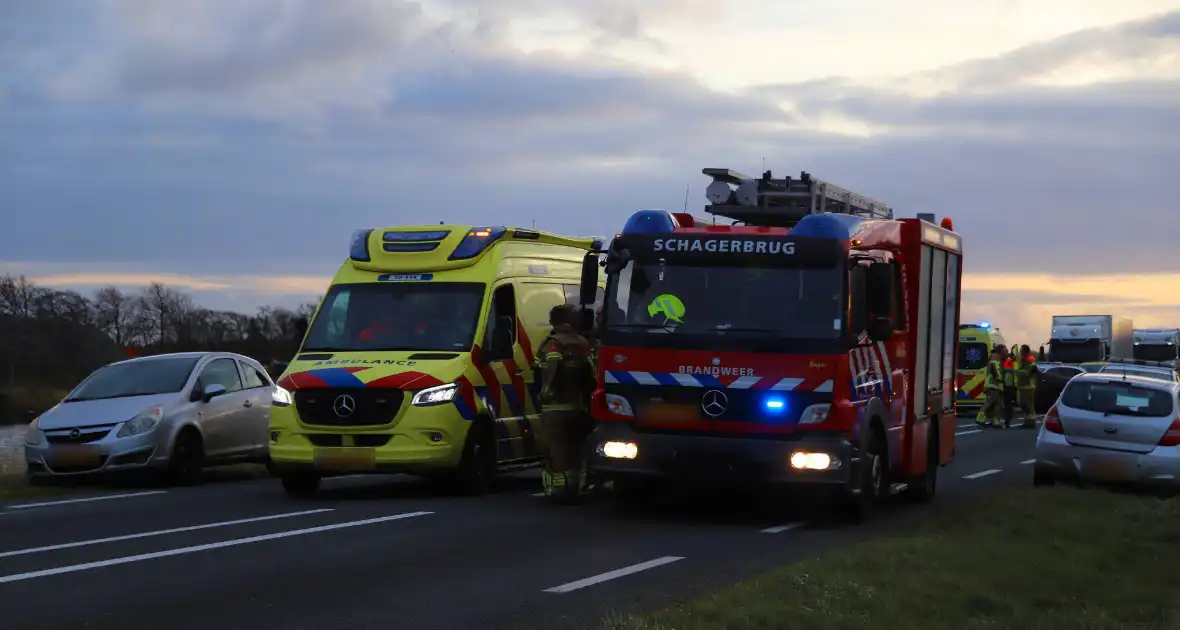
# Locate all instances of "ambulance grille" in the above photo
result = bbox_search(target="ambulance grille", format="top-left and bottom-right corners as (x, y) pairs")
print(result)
(293, 389), (404, 427)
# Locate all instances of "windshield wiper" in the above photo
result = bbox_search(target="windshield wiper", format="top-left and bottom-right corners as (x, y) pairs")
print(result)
(64, 392), (160, 403)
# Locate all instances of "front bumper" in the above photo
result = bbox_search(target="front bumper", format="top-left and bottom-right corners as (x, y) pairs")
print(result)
(268, 402), (467, 476)
(588, 422), (852, 487)
(24, 428), (164, 478)
(1034, 430), (1180, 488)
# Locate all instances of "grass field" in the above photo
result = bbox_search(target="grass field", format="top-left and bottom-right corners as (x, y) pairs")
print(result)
(605, 487), (1180, 630)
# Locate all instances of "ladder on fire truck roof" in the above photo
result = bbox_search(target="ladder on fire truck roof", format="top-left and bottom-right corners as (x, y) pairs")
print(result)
(701, 168), (893, 227)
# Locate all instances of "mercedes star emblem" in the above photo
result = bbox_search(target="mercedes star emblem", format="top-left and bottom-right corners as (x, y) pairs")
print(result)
(701, 389), (728, 417)
(333, 395), (357, 418)
(69, 428), (82, 440)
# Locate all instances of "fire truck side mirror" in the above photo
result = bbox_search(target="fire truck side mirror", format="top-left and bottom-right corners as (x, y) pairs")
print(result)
(579, 252), (600, 306)
(868, 317), (894, 341)
(849, 266), (868, 335)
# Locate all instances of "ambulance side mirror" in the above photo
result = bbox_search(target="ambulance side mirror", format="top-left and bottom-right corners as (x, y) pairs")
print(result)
(579, 253), (599, 307)
(293, 316), (309, 338)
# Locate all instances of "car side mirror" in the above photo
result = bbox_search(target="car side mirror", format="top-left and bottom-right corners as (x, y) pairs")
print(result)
(868, 316), (894, 342)
(202, 384), (228, 403)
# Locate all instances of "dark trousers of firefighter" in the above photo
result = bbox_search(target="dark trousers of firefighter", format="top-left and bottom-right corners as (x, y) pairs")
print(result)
(540, 409), (589, 481)
(1002, 385), (1015, 425)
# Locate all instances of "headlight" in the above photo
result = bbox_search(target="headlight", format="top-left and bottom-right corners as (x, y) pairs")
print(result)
(117, 406), (163, 438)
(412, 383), (459, 406)
(271, 386), (293, 407)
(24, 417), (42, 446)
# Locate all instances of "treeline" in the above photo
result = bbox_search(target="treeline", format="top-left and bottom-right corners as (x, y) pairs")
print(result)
(0, 274), (318, 419)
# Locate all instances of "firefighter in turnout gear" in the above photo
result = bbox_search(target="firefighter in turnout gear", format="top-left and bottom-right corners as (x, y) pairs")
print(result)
(535, 304), (595, 502)
(976, 347), (1006, 427)
(1016, 344), (1037, 428)
(1001, 346), (1017, 428)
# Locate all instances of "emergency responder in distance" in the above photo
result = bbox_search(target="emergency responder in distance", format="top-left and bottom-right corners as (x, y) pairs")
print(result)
(1016, 344), (1037, 428)
(976, 347), (1006, 428)
(1002, 345), (1017, 428)
(535, 304), (595, 502)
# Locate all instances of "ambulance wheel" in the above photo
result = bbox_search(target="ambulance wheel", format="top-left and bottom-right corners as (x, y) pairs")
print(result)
(842, 426), (886, 523)
(281, 472), (321, 497)
(905, 421), (939, 504)
(454, 420), (496, 496)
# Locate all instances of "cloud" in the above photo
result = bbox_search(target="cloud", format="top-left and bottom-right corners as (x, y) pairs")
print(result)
(1, 1), (1178, 335)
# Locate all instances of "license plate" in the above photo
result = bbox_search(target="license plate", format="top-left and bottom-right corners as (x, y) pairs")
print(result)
(314, 448), (376, 471)
(1086, 456), (1134, 481)
(638, 404), (701, 427)
(50, 447), (101, 468)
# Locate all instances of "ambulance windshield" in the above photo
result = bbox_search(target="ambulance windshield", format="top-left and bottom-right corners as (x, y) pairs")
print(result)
(603, 261), (843, 341)
(302, 282), (486, 352)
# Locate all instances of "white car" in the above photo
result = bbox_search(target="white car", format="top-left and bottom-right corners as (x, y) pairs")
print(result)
(1098, 363), (1178, 382)
(1034, 372), (1180, 492)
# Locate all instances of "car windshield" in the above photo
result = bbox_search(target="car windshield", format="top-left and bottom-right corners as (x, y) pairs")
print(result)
(603, 261), (843, 339)
(1061, 380), (1174, 417)
(303, 282), (486, 352)
(65, 357), (200, 402)
(1134, 344), (1179, 362)
(1100, 367), (1175, 381)
(960, 342), (989, 370)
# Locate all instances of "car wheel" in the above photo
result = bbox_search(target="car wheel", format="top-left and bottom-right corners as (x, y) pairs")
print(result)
(453, 421), (496, 496)
(905, 421), (939, 504)
(842, 427), (886, 523)
(281, 472), (321, 497)
(166, 430), (205, 486)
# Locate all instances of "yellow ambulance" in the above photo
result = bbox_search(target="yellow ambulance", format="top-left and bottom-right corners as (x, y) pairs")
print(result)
(268, 225), (605, 496)
(956, 322), (1007, 410)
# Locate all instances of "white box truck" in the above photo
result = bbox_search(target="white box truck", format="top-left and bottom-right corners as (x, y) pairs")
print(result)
(1048, 315), (1134, 364)
(1133, 328), (1180, 362)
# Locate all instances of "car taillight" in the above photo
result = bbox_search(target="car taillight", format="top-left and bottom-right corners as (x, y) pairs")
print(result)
(1044, 405), (1063, 434)
(1158, 417), (1180, 447)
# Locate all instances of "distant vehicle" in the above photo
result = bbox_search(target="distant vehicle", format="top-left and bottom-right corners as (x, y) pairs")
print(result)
(24, 352), (276, 484)
(1034, 372), (1180, 492)
(1047, 315), (1133, 363)
(1098, 363), (1178, 382)
(1078, 362), (1107, 373)
(956, 322), (1007, 411)
(1034, 363), (1085, 413)
(1133, 328), (1180, 362)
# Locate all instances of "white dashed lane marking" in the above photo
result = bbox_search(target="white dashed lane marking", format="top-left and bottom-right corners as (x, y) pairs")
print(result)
(963, 469), (1002, 480)
(544, 556), (685, 593)
(6, 490), (168, 510)
(760, 522), (804, 534)
(1020, 459), (1036, 465)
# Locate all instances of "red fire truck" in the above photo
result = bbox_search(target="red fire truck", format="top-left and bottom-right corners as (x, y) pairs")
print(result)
(573, 168), (964, 521)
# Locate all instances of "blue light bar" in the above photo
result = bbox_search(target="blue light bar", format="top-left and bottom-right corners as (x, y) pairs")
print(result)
(383, 242), (439, 253)
(980, 321), (990, 329)
(449, 226), (506, 261)
(790, 214), (866, 239)
(622, 210), (677, 235)
(764, 396), (786, 413)
(350, 229), (374, 262)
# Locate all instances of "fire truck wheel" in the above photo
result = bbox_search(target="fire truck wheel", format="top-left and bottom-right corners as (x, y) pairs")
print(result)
(842, 425), (886, 523)
(904, 421), (938, 504)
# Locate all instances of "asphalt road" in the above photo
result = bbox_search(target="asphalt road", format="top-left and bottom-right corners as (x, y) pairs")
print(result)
(0, 417), (1037, 630)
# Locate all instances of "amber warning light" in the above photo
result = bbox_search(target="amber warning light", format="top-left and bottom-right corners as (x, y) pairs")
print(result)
(940, 217), (954, 230)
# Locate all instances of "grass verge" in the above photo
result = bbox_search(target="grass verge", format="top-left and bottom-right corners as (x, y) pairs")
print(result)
(605, 487), (1180, 630)
(0, 474), (71, 501)
(0, 464), (270, 503)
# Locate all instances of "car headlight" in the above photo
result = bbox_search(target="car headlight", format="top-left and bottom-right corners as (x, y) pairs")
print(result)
(412, 383), (459, 406)
(271, 386), (293, 407)
(117, 406), (164, 438)
(24, 417), (42, 446)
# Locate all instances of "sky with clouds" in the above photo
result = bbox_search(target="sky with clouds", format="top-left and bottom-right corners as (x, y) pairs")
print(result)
(2, 0), (1179, 344)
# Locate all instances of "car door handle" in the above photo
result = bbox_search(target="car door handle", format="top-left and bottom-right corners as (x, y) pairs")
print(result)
(243, 400), (253, 408)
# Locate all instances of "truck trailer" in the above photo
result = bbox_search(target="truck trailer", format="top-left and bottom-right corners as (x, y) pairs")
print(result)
(1133, 328), (1180, 362)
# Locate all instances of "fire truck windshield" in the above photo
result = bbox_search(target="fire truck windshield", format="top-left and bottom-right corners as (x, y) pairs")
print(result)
(603, 260), (843, 341)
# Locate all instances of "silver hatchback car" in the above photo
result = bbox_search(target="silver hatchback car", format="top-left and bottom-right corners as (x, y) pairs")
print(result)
(24, 352), (275, 484)
(1034, 372), (1180, 491)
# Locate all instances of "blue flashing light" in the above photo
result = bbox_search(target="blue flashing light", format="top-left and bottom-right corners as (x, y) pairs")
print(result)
(763, 396), (786, 413)
(350, 229), (374, 262)
(449, 226), (506, 261)
(791, 213), (867, 240)
(622, 210), (677, 235)
(980, 321), (991, 329)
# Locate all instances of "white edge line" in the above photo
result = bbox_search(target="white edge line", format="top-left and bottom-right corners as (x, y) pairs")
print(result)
(1020, 459), (1036, 465)
(531, 492), (546, 497)
(955, 430), (982, 436)
(7, 490), (168, 510)
(963, 469), (1002, 480)
(0, 511), (433, 584)
(544, 556), (685, 593)
(0, 508), (335, 558)
(760, 522), (804, 534)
